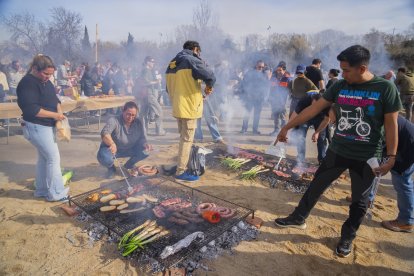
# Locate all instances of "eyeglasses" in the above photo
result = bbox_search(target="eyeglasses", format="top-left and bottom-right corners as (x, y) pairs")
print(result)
(257, 66), (264, 69)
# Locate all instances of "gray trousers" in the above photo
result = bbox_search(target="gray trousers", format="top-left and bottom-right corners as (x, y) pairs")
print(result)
(139, 91), (164, 135)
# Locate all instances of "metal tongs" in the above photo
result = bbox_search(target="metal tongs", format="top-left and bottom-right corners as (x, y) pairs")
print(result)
(113, 155), (133, 193)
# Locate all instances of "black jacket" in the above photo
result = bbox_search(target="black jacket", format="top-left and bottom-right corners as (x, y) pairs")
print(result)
(392, 116), (414, 174)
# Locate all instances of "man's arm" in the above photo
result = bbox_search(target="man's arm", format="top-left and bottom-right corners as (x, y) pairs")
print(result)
(312, 116), (330, 142)
(276, 98), (332, 143)
(319, 79), (325, 90)
(375, 112), (399, 175)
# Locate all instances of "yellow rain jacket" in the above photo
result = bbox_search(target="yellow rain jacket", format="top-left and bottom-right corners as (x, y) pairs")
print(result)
(165, 49), (215, 119)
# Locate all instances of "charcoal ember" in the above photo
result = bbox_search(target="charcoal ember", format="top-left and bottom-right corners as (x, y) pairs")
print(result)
(237, 221), (247, 230)
(208, 240), (215, 247)
(75, 211), (90, 222)
(87, 222), (107, 241)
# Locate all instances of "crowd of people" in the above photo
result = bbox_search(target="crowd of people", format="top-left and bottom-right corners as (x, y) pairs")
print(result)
(6, 41), (414, 260)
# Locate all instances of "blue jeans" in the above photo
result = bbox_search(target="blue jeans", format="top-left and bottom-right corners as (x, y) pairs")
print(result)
(294, 123), (327, 163)
(194, 117), (222, 141)
(242, 101), (263, 132)
(97, 143), (148, 169)
(391, 164), (414, 225)
(22, 121), (68, 201)
(194, 99), (222, 141)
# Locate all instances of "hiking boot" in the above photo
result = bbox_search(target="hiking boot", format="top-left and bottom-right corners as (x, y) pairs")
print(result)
(381, 219), (413, 233)
(175, 172), (199, 182)
(105, 165), (116, 179)
(335, 239), (352, 258)
(274, 215), (307, 230)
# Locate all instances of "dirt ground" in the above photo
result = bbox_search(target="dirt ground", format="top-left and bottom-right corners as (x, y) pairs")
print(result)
(0, 106), (413, 275)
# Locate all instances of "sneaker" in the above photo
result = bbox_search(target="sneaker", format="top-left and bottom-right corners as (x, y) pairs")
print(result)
(239, 129), (247, 134)
(105, 165), (116, 179)
(175, 172), (199, 181)
(253, 130), (261, 135)
(381, 219), (413, 233)
(156, 130), (167, 136)
(335, 239), (352, 258)
(56, 196), (70, 203)
(274, 215), (307, 230)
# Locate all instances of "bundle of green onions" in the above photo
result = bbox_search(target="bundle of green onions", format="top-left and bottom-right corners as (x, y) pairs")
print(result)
(220, 157), (251, 170)
(118, 220), (170, 256)
(240, 165), (269, 180)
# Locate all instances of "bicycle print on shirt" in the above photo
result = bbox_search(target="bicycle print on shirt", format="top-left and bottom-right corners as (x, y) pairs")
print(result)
(336, 89), (381, 142)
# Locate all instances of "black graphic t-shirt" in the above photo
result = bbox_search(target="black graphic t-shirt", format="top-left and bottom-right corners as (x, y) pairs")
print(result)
(323, 76), (402, 160)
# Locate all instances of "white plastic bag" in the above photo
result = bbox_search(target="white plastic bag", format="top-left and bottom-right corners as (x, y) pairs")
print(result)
(56, 117), (71, 142)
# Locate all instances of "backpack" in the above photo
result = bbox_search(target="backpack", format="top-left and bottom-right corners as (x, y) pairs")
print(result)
(187, 145), (212, 176)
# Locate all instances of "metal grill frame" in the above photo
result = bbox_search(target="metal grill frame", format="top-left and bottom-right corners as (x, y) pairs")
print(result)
(69, 176), (254, 268)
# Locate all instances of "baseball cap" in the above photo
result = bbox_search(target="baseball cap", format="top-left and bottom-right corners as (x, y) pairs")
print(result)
(296, 64), (306, 74)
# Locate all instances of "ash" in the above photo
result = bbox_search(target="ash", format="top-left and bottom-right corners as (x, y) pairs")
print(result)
(74, 211), (118, 247)
(120, 221), (259, 275)
(177, 221), (259, 275)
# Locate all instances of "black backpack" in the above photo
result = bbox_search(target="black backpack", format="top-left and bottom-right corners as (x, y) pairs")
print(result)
(187, 145), (212, 176)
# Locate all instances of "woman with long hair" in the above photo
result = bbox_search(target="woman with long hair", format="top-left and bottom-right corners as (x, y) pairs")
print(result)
(17, 54), (69, 202)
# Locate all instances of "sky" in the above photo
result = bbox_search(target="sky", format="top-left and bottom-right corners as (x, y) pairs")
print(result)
(0, 0), (413, 44)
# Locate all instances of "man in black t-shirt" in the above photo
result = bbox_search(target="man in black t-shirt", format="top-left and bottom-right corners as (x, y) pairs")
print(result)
(274, 45), (402, 258)
(291, 92), (329, 164)
(305, 58), (325, 90)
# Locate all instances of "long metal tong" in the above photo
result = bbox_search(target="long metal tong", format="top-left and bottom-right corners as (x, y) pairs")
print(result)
(113, 155), (133, 193)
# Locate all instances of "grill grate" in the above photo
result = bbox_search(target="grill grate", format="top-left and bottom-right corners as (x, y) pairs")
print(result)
(205, 146), (316, 190)
(69, 176), (253, 268)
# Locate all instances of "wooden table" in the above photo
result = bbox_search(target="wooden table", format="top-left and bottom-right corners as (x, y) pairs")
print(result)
(0, 95), (135, 143)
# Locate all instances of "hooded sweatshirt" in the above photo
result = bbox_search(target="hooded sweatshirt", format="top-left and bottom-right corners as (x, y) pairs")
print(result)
(395, 71), (414, 95)
(165, 49), (216, 119)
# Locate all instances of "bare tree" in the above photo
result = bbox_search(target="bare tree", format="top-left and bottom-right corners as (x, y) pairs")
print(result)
(0, 12), (45, 55)
(46, 7), (83, 63)
(193, 0), (218, 32)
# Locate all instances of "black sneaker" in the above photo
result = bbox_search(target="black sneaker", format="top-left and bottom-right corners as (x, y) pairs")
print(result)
(274, 215), (307, 230)
(105, 165), (116, 179)
(335, 239), (352, 258)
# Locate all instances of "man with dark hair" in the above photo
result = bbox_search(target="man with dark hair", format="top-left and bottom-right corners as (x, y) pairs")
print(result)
(240, 60), (270, 134)
(138, 56), (166, 136)
(306, 58), (325, 90)
(8, 60), (25, 96)
(395, 67), (414, 122)
(166, 40), (216, 181)
(274, 45), (402, 258)
(97, 101), (150, 178)
(268, 61), (292, 135)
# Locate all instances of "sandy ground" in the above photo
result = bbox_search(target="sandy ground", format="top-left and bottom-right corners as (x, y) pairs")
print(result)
(0, 106), (413, 276)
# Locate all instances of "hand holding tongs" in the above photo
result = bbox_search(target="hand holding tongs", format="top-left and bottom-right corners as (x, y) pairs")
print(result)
(113, 155), (133, 193)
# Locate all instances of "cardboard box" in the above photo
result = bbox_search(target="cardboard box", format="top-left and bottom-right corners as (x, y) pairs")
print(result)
(63, 87), (79, 99)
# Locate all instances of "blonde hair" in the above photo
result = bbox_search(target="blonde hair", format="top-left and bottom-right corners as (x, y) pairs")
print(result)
(28, 54), (55, 74)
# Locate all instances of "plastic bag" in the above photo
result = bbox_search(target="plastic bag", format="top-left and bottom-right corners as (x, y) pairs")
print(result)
(56, 117), (71, 142)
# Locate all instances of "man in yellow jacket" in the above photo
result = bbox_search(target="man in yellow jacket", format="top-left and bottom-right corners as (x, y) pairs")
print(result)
(166, 40), (216, 181)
